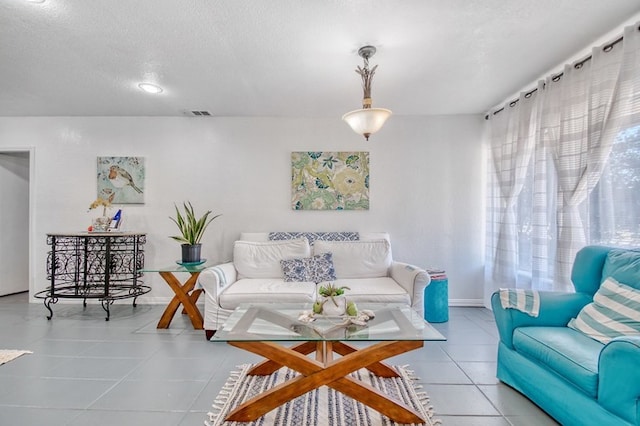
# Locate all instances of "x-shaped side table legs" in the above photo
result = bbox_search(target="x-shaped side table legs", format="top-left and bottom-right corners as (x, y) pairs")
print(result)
(226, 339), (425, 424)
(156, 271), (204, 329)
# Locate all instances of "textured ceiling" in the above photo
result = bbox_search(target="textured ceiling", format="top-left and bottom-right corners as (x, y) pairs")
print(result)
(2, 0), (640, 117)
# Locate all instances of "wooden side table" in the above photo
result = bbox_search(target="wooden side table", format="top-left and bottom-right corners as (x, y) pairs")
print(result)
(139, 262), (209, 329)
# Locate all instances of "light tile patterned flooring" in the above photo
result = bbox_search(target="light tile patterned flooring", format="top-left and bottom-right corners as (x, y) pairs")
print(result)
(0, 293), (558, 425)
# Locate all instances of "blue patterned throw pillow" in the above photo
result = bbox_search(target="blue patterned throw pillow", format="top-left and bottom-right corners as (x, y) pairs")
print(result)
(309, 252), (336, 283)
(280, 252), (336, 283)
(280, 257), (311, 282)
(269, 232), (359, 246)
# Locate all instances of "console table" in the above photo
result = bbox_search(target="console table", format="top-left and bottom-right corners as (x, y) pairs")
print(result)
(35, 232), (151, 321)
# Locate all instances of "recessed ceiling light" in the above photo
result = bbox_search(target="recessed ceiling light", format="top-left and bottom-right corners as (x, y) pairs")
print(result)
(26, 0), (46, 3)
(138, 83), (163, 94)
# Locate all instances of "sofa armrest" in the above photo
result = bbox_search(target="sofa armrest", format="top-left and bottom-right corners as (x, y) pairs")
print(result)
(390, 262), (430, 316)
(598, 336), (640, 425)
(197, 262), (237, 306)
(491, 290), (592, 349)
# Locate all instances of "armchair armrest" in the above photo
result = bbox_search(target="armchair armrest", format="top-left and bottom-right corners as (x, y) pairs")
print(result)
(598, 336), (640, 425)
(390, 262), (430, 316)
(197, 262), (237, 306)
(491, 290), (592, 348)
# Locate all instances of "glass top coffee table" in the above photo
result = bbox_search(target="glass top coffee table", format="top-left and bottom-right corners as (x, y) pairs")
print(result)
(211, 302), (446, 423)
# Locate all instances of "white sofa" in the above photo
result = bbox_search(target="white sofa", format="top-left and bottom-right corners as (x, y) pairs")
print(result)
(198, 232), (430, 337)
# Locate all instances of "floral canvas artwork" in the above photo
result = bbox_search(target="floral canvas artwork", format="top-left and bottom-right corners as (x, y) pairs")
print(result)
(97, 157), (145, 204)
(291, 152), (369, 210)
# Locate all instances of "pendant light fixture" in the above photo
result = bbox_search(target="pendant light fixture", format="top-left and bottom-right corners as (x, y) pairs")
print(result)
(342, 45), (392, 141)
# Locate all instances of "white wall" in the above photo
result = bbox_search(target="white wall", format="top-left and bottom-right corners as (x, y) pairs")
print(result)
(0, 115), (485, 305)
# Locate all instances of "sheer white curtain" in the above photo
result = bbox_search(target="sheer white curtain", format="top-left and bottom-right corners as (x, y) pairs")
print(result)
(485, 23), (640, 297)
(537, 47), (620, 290)
(484, 88), (538, 301)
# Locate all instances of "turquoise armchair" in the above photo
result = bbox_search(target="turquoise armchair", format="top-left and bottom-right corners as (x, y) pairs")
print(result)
(492, 245), (640, 426)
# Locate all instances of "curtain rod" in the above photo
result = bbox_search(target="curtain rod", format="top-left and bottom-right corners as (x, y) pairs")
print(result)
(485, 24), (639, 120)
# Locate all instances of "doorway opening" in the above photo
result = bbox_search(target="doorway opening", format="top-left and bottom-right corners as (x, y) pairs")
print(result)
(0, 149), (32, 297)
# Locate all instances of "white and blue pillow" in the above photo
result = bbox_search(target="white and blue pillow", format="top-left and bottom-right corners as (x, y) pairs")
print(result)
(269, 232), (359, 246)
(568, 277), (640, 344)
(280, 252), (337, 283)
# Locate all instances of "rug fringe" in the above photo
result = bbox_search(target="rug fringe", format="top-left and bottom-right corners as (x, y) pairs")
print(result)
(207, 364), (253, 426)
(397, 365), (442, 426)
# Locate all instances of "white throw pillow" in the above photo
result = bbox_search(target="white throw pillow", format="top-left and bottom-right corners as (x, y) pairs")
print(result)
(234, 238), (311, 279)
(313, 239), (392, 278)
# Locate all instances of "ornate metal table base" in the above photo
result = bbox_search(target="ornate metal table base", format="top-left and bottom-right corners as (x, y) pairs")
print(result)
(35, 233), (150, 321)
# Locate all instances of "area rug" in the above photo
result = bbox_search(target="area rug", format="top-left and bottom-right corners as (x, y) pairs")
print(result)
(206, 364), (441, 426)
(0, 349), (32, 365)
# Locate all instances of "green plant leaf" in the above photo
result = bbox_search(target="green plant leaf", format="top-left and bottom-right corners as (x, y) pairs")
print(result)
(169, 202), (221, 245)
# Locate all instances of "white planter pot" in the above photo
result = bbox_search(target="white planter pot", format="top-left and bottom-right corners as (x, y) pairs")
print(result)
(321, 296), (346, 316)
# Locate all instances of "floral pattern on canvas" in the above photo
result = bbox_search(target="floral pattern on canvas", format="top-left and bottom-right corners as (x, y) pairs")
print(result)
(291, 152), (369, 210)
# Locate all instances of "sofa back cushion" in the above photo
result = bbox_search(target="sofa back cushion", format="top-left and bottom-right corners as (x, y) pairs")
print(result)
(602, 248), (640, 290)
(234, 238), (310, 279)
(571, 245), (612, 295)
(313, 239), (392, 279)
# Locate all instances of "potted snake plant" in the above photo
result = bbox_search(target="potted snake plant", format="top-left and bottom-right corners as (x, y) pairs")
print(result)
(169, 202), (221, 263)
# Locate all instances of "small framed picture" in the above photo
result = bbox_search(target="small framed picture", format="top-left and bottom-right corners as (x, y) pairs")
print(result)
(97, 156), (145, 204)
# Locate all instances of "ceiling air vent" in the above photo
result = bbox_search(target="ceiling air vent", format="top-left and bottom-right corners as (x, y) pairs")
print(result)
(183, 110), (213, 117)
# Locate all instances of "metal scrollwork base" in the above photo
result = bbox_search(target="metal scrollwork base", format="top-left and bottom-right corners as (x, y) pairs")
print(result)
(35, 233), (150, 320)
(43, 296), (58, 320)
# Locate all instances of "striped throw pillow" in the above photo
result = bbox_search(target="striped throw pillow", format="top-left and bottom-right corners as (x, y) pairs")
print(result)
(568, 277), (640, 344)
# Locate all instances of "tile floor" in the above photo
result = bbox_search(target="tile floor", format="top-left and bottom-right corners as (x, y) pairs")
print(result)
(0, 292), (558, 426)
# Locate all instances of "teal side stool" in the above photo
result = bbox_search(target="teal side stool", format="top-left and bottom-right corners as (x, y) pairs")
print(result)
(424, 271), (449, 323)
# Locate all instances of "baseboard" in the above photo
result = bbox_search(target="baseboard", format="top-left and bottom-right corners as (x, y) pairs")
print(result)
(28, 296), (185, 305)
(137, 296), (196, 304)
(130, 297), (487, 307)
(33, 296), (487, 307)
(448, 298), (485, 307)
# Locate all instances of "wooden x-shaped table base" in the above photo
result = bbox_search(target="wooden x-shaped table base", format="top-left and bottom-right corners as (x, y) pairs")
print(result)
(225, 339), (425, 424)
(156, 271), (204, 329)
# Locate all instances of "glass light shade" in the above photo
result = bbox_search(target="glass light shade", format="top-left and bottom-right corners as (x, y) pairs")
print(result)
(342, 108), (392, 140)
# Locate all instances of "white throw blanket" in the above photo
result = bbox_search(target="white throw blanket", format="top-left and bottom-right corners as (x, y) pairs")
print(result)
(499, 288), (540, 317)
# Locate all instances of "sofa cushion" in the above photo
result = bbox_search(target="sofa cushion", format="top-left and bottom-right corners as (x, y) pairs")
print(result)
(313, 239), (392, 278)
(602, 249), (640, 290)
(218, 278), (316, 310)
(280, 252), (337, 283)
(234, 238), (311, 279)
(319, 278), (411, 305)
(568, 277), (640, 344)
(513, 326), (603, 398)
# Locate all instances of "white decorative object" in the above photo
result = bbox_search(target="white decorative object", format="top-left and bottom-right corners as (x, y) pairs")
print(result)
(321, 296), (346, 316)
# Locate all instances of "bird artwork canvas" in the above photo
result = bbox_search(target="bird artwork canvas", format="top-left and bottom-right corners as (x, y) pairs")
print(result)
(97, 157), (145, 204)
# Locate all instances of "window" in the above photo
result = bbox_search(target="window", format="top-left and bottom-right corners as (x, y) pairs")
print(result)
(586, 125), (640, 247)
